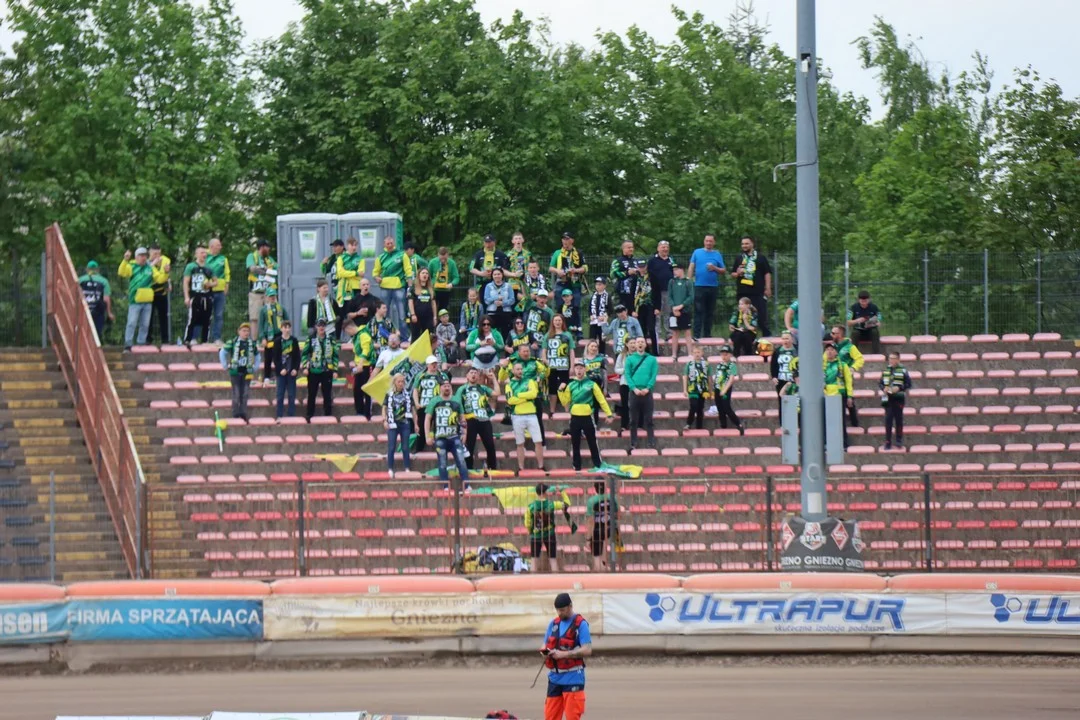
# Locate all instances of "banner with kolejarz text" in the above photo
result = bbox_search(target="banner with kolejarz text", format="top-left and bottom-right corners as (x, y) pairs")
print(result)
(0, 598), (263, 644)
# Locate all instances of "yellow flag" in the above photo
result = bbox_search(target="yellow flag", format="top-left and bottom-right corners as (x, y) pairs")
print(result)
(315, 454), (360, 474)
(490, 485), (538, 510)
(361, 331), (433, 402)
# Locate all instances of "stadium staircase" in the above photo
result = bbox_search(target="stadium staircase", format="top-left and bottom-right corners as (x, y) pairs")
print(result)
(0, 347), (129, 581)
(114, 333), (1080, 579)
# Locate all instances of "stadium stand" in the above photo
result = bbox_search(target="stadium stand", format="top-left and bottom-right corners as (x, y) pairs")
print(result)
(108, 335), (1080, 579)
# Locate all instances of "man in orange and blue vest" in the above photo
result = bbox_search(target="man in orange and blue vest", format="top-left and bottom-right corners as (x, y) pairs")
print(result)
(540, 592), (592, 720)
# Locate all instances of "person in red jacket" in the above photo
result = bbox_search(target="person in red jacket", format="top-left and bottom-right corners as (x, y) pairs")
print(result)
(539, 592), (593, 720)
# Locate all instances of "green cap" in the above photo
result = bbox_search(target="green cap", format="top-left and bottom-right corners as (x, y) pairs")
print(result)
(267, 288), (278, 297)
(86, 260), (99, 269)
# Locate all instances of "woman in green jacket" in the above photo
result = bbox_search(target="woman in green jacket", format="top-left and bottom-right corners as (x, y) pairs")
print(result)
(466, 316), (505, 372)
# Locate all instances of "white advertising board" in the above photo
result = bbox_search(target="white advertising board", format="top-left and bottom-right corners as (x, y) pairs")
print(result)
(946, 593), (1080, 635)
(603, 592), (948, 635)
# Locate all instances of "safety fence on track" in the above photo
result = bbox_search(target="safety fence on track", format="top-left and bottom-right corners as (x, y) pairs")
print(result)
(141, 473), (1080, 579)
(2, 573), (1080, 646)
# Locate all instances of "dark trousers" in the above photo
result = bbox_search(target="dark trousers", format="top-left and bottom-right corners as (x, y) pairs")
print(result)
(465, 418), (498, 470)
(415, 407), (428, 452)
(570, 415), (602, 470)
(435, 290), (452, 314)
(184, 295), (212, 344)
(848, 398), (860, 428)
(148, 292), (170, 345)
(740, 293), (770, 337)
(91, 306), (106, 343)
(638, 304), (657, 355)
(536, 409), (547, 447)
(692, 286), (718, 339)
(589, 324), (607, 355)
(628, 391), (655, 447)
(353, 367), (372, 418)
(618, 293), (635, 315)
(715, 394), (742, 430)
(263, 336), (281, 381)
(230, 374), (249, 419)
(885, 398), (905, 444)
(276, 375), (297, 417)
(730, 329), (756, 357)
(852, 326), (881, 354)
(687, 396), (706, 429)
(306, 371), (333, 419)
(619, 385), (630, 430)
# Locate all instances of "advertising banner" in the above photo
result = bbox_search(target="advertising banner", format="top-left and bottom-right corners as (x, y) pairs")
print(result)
(265, 593), (602, 640)
(0, 602), (69, 644)
(67, 599), (263, 642)
(946, 593), (1080, 635)
(779, 516), (865, 573)
(603, 592), (947, 635)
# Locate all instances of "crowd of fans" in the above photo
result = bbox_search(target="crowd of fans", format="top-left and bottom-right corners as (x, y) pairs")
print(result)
(79, 230), (909, 480)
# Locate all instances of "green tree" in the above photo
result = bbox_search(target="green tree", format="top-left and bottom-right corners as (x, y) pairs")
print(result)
(0, 0), (254, 263)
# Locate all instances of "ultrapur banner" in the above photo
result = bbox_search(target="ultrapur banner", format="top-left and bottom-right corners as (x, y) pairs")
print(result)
(263, 592), (604, 640)
(603, 592), (949, 635)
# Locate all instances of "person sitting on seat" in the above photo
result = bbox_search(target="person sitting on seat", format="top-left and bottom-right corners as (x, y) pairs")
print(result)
(847, 290), (883, 353)
(728, 296), (759, 357)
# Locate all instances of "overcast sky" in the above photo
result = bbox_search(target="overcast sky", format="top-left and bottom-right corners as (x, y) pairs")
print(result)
(1, 0), (1077, 117)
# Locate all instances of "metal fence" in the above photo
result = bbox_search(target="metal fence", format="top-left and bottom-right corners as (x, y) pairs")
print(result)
(143, 473), (1079, 578)
(10, 248), (1077, 348)
(45, 224), (145, 578)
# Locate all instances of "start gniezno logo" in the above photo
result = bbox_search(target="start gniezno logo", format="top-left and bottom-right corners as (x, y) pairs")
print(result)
(644, 593), (906, 631)
(990, 594), (1080, 625)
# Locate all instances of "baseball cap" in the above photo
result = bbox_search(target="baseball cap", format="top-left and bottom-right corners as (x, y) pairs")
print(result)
(425, 355), (439, 365)
(331, 239), (345, 247)
(561, 232), (573, 240)
(594, 276), (606, 283)
(573, 360), (584, 367)
(86, 260), (99, 269)
(561, 288), (573, 296)
(134, 247), (148, 256)
(256, 238), (270, 248)
(720, 344), (733, 353)
(438, 309), (449, 317)
(266, 288), (277, 297)
(554, 593), (572, 609)
(536, 289), (549, 298)
(483, 234), (496, 243)
(315, 319), (327, 327)
(238, 322), (251, 330)
(614, 304), (627, 313)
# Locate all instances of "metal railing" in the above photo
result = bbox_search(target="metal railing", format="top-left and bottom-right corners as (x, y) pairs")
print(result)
(45, 224), (146, 578)
(143, 472), (1078, 578)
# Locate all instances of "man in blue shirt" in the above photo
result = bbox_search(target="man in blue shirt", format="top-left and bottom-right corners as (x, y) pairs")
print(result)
(540, 592), (592, 720)
(687, 234), (726, 340)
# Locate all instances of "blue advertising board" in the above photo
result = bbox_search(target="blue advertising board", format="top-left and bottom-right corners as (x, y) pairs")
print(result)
(0, 602), (69, 644)
(67, 598), (263, 642)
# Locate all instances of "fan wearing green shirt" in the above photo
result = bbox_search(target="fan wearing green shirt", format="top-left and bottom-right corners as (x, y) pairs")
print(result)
(556, 361), (613, 472)
(683, 344), (712, 430)
(454, 367), (499, 471)
(246, 239), (278, 339)
(524, 483), (568, 573)
(78, 260), (113, 341)
(586, 481), (618, 572)
(712, 344), (744, 434)
(372, 235), (414, 342)
(624, 336), (658, 452)
(426, 380), (470, 490)
(412, 355), (451, 453)
(549, 232), (588, 339)
(429, 246), (461, 313)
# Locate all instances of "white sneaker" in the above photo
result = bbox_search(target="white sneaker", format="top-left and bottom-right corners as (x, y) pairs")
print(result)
(706, 406), (719, 417)
(388, 469), (395, 479)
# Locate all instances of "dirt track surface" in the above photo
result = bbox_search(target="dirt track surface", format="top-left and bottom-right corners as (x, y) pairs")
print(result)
(3, 660), (1080, 720)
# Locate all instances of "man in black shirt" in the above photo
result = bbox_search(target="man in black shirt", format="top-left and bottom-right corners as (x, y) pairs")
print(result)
(730, 236), (772, 337)
(470, 234), (510, 295)
(647, 241), (675, 344)
(847, 290), (883, 353)
(609, 241), (641, 312)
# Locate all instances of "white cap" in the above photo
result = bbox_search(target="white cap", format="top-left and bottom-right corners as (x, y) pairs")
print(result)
(134, 247), (148, 256)
(536, 289), (548, 297)
(426, 355), (439, 365)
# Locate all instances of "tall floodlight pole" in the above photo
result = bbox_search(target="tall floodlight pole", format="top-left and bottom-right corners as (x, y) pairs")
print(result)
(796, 0), (827, 521)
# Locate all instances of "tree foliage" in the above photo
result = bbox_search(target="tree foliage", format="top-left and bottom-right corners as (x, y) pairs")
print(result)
(0, 0), (1077, 268)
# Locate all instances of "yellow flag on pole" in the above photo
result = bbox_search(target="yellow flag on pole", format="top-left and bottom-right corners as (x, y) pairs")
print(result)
(360, 331), (433, 402)
(314, 454), (360, 474)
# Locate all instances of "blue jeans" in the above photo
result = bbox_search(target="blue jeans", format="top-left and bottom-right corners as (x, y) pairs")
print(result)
(275, 374), (297, 417)
(387, 419), (413, 472)
(124, 302), (152, 347)
(385, 287), (409, 342)
(435, 436), (469, 487)
(210, 292), (227, 342)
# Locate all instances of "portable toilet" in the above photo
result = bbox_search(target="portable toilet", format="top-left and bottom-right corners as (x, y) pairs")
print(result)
(338, 211), (404, 264)
(276, 213), (338, 332)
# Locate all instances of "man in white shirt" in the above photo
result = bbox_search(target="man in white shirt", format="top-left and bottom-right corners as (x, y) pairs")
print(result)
(375, 332), (406, 372)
